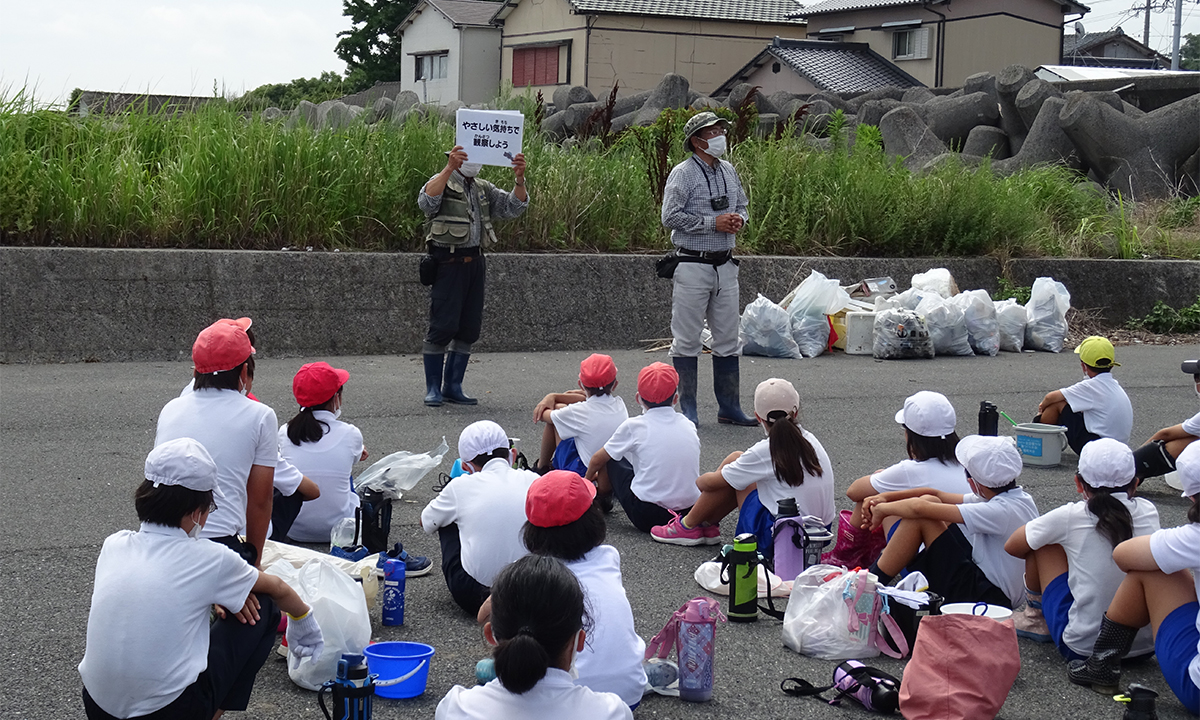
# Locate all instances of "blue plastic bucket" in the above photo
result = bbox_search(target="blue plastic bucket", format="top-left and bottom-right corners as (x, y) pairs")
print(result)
(364, 641), (435, 698)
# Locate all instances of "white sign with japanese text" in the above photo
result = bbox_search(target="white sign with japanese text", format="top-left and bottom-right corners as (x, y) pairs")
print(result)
(455, 109), (525, 167)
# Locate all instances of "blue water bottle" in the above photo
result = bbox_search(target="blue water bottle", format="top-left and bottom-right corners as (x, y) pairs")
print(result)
(382, 559), (405, 626)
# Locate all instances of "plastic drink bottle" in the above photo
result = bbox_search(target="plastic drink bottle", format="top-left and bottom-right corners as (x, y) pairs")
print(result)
(772, 498), (805, 583)
(382, 559), (406, 626)
(723, 533), (760, 622)
(319, 653), (375, 720)
(1120, 684), (1159, 720)
(677, 598), (721, 702)
(978, 401), (999, 436)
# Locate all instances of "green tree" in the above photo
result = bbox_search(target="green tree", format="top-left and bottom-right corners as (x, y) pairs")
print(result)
(335, 0), (415, 85)
(235, 71), (370, 111)
(1181, 33), (1199, 71)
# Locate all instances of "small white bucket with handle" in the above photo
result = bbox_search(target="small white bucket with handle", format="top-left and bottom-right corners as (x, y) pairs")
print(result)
(1012, 423), (1068, 466)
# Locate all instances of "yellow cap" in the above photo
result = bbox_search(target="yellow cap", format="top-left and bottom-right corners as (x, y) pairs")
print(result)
(1075, 335), (1119, 368)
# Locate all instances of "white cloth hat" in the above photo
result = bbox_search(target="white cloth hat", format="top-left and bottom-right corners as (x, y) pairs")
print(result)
(145, 438), (223, 497)
(894, 391), (957, 439)
(1077, 438), (1136, 488)
(1172, 441), (1200, 498)
(754, 378), (800, 419)
(954, 435), (1023, 488)
(458, 420), (510, 464)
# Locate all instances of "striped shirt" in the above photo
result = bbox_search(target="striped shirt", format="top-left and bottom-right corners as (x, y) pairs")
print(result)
(661, 155), (749, 252)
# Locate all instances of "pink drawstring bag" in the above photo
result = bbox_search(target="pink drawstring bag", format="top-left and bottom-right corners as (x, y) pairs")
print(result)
(898, 612), (1020, 720)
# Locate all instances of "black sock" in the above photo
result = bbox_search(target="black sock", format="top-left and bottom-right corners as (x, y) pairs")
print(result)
(868, 562), (895, 586)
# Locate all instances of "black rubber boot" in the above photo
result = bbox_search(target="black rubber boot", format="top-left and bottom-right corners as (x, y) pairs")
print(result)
(672, 356), (699, 426)
(1068, 614), (1138, 694)
(712, 355), (756, 426)
(423, 353), (444, 407)
(442, 351), (478, 405)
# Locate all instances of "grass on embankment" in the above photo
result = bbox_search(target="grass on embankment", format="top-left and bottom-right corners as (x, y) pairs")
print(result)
(1, 92), (1197, 258)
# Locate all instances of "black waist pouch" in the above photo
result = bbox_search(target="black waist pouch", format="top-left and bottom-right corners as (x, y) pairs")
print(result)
(419, 254), (438, 286)
(656, 251), (681, 279)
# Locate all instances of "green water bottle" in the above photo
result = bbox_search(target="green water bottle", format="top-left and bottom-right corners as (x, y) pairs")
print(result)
(722, 533), (760, 623)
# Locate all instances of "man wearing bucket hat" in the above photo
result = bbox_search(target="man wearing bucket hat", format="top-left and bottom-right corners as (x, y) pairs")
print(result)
(418, 145), (528, 408)
(79, 438), (323, 720)
(861, 435), (1039, 608)
(1132, 358), (1200, 480)
(660, 111), (755, 428)
(1036, 335), (1133, 455)
(156, 317), (278, 567)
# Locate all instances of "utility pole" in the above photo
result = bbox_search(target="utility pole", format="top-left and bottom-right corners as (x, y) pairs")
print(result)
(1171, 0), (1183, 69)
(1143, 0), (1152, 46)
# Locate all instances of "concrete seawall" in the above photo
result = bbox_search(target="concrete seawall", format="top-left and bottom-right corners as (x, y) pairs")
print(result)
(2, 247), (1197, 363)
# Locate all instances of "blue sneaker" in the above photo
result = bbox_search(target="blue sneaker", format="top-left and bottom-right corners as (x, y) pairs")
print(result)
(475, 658), (496, 684)
(378, 542), (433, 577)
(330, 544), (370, 562)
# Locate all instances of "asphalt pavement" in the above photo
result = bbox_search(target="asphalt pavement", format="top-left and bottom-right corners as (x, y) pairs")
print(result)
(2, 343), (1198, 719)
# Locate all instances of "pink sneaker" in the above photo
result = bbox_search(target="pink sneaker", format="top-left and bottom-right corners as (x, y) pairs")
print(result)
(701, 524), (722, 545)
(651, 513), (709, 546)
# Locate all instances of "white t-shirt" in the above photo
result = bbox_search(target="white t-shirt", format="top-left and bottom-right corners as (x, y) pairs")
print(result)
(435, 668), (633, 720)
(421, 458), (536, 586)
(720, 432), (836, 526)
(1149, 523), (1200, 693)
(78, 524), (258, 717)
(957, 489), (1040, 606)
(1060, 372), (1134, 443)
(564, 546), (647, 706)
(870, 458), (969, 496)
(278, 411), (364, 543)
(1024, 497), (1159, 655)
(1181, 410), (1200, 437)
(155, 388), (278, 538)
(550, 394), (629, 465)
(604, 406), (700, 511)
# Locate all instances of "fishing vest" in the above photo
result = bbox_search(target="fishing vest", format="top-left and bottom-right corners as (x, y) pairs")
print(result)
(425, 175), (498, 249)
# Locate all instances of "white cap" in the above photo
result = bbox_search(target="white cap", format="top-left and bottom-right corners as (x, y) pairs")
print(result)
(1077, 438), (1135, 488)
(458, 420), (510, 464)
(1173, 441), (1200, 498)
(754, 378), (800, 419)
(954, 435), (1023, 488)
(145, 438), (223, 498)
(894, 391), (957, 439)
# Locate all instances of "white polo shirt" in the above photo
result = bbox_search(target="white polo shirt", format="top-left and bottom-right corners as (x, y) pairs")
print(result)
(869, 458), (970, 496)
(78, 524), (258, 717)
(565, 546), (647, 706)
(1060, 372), (1133, 443)
(720, 431), (836, 526)
(156, 388), (278, 538)
(278, 411), (364, 543)
(1025, 496), (1159, 656)
(957, 489), (1040, 606)
(1181, 411), (1200, 437)
(550, 394), (629, 465)
(435, 668), (633, 720)
(1149, 523), (1200, 692)
(420, 458), (536, 586)
(603, 406), (701, 511)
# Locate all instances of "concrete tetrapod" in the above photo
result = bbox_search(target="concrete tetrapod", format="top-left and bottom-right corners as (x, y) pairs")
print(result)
(633, 73), (690, 126)
(921, 91), (1001, 148)
(880, 106), (948, 172)
(552, 85), (596, 113)
(1015, 79), (1063, 131)
(992, 97), (1081, 175)
(962, 125), (1011, 160)
(996, 64), (1036, 153)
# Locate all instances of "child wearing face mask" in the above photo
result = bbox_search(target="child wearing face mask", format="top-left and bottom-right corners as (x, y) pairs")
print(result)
(1133, 358), (1200, 480)
(650, 378), (836, 549)
(584, 363), (702, 534)
(435, 554), (632, 720)
(1035, 335), (1133, 455)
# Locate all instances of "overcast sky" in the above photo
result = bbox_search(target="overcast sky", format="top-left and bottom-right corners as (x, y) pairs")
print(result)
(1, 0), (1196, 106)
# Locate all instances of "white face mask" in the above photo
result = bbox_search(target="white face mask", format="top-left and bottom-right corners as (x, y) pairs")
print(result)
(333, 407), (343, 420)
(186, 513), (203, 539)
(704, 135), (727, 158)
(459, 163), (482, 178)
(567, 629), (583, 679)
(1194, 383), (1200, 402)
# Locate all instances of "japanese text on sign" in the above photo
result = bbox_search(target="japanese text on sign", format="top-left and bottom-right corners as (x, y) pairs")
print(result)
(455, 109), (525, 167)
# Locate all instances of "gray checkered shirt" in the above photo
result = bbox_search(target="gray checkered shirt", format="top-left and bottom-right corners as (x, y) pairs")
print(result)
(661, 156), (749, 252)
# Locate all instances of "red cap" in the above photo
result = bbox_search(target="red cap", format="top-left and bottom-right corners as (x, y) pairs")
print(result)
(292, 361), (350, 408)
(192, 318), (255, 374)
(579, 353), (617, 387)
(526, 470), (597, 527)
(637, 362), (679, 404)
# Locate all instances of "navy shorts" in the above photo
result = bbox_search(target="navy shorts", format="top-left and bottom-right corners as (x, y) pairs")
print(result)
(1042, 573), (1087, 662)
(1156, 601), (1200, 715)
(735, 489), (776, 560)
(1058, 405), (1101, 455)
(907, 524), (1011, 608)
(552, 437), (588, 476)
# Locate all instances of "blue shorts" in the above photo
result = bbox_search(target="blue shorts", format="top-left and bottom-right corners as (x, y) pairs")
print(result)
(735, 489), (776, 560)
(1042, 574), (1087, 662)
(1156, 601), (1200, 715)
(552, 437), (588, 476)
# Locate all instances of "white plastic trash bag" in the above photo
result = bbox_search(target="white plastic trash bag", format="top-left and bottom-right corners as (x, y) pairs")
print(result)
(952, 289), (1000, 357)
(783, 565), (877, 660)
(910, 268), (957, 298)
(1024, 277), (1071, 353)
(995, 299), (1027, 353)
(784, 270), (852, 318)
(873, 308), (934, 360)
(354, 438), (449, 500)
(916, 295), (972, 357)
(267, 558), (372, 691)
(694, 559), (786, 598)
(880, 287), (935, 312)
(740, 295), (802, 359)
(791, 314), (830, 358)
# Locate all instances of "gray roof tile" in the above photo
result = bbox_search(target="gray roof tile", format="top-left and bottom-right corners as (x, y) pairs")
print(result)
(568, 0), (805, 24)
(770, 40), (919, 92)
(791, 0), (921, 17)
(428, 0), (502, 26)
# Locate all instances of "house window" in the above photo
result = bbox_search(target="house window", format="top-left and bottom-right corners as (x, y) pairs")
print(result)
(893, 28), (929, 60)
(512, 45), (561, 86)
(416, 53), (448, 81)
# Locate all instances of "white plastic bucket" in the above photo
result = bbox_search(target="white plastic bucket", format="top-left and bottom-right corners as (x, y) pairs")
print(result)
(941, 602), (1013, 622)
(1012, 423), (1068, 466)
(844, 312), (876, 355)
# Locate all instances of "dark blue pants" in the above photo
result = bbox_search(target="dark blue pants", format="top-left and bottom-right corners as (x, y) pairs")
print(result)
(426, 250), (486, 349)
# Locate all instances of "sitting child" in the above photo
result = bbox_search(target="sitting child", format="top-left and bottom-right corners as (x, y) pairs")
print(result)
(1133, 357), (1200, 480)
(1067, 442), (1200, 715)
(862, 435), (1039, 608)
(422, 420), (537, 615)
(1036, 335), (1133, 454)
(585, 362), (701, 533)
(1005, 438), (1159, 660)
(523, 470), (647, 707)
(532, 354), (628, 476)
(79, 438), (324, 720)
(435, 554), (633, 720)
(650, 378), (835, 551)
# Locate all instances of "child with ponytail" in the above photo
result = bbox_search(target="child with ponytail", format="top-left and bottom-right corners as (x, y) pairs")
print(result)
(650, 378), (835, 551)
(1005, 438), (1160, 660)
(436, 554), (633, 720)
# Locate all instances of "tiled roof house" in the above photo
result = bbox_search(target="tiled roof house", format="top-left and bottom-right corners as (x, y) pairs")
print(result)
(1062, 27), (1169, 70)
(395, 0), (504, 104)
(716, 36), (922, 96)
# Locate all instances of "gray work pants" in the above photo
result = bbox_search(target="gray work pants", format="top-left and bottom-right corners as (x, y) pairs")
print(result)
(670, 260), (741, 357)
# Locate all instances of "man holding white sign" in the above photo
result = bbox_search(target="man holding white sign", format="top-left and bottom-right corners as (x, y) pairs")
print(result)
(418, 121), (527, 407)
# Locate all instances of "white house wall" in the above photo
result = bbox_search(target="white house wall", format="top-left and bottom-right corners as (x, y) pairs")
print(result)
(743, 60), (821, 95)
(459, 26), (503, 104)
(401, 6), (461, 104)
